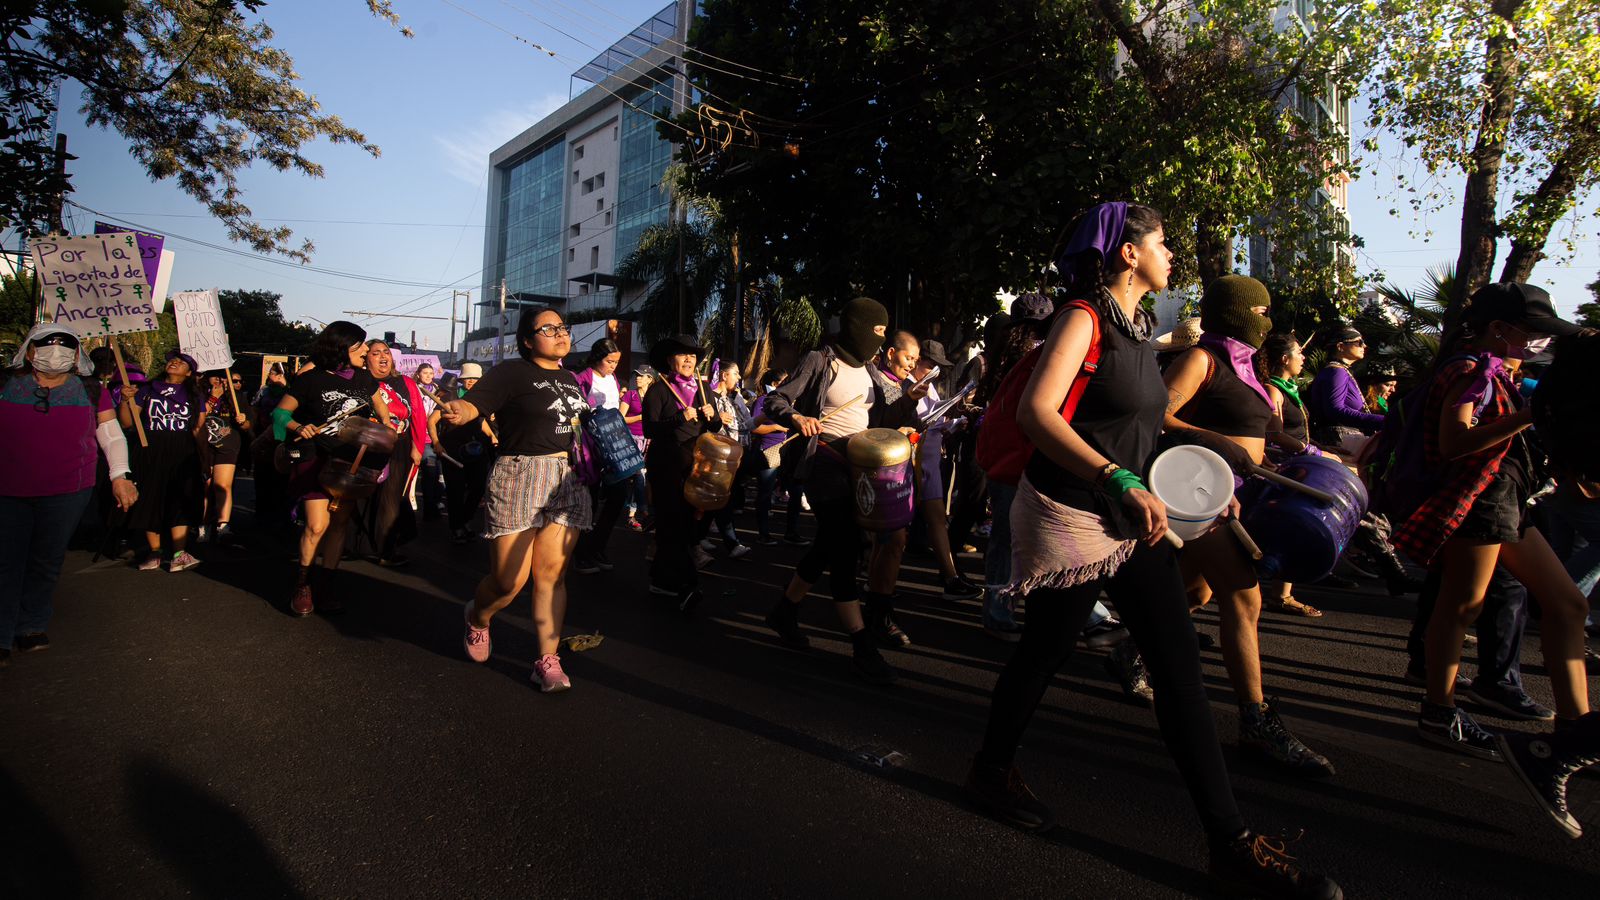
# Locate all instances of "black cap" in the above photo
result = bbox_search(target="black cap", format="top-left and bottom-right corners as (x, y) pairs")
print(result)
(920, 339), (954, 368)
(1463, 283), (1579, 337)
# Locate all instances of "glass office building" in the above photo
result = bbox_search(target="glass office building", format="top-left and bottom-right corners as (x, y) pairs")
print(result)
(495, 141), (567, 300)
(615, 81), (675, 266)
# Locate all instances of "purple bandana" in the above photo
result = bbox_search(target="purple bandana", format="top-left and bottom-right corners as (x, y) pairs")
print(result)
(1198, 333), (1273, 408)
(1058, 202), (1128, 288)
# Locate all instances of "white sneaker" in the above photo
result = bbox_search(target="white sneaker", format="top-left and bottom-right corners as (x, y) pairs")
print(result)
(729, 543), (751, 560)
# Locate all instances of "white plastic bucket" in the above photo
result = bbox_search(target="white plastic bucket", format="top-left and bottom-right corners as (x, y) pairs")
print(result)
(1148, 445), (1235, 541)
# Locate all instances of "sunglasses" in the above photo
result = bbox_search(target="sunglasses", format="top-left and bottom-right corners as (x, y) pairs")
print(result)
(30, 334), (79, 350)
(33, 386), (50, 414)
(532, 323), (572, 338)
(1342, 339), (1366, 347)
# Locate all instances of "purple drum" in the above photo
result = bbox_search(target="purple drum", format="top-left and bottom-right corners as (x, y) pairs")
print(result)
(848, 429), (916, 533)
(1240, 454), (1369, 583)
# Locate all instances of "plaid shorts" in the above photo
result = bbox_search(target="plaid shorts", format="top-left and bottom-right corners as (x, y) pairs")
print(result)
(482, 453), (593, 538)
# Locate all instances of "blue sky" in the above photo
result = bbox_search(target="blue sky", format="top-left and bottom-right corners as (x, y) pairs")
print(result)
(15, 0), (1598, 352)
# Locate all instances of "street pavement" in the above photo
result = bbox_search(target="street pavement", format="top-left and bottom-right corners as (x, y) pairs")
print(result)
(3, 479), (1598, 899)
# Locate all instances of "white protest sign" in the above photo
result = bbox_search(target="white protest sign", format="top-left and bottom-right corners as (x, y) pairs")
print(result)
(151, 249), (176, 313)
(30, 232), (159, 337)
(171, 289), (235, 371)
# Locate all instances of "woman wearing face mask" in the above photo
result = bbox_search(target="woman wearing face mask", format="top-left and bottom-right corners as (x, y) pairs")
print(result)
(272, 321), (391, 615)
(119, 350), (207, 573)
(364, 340), (427, 567)
(573, 339), (628, 575)
(1306, 326), (1386, 449)
(1395, 284), (1600, 837)
(761, 297), (922, 684)
(1163, 275), (1335, 778)
(641, 335), (721, 613)
(198, 372), (250, 543)
(1, 325), (137, 667)
(440, 307), (592, 693)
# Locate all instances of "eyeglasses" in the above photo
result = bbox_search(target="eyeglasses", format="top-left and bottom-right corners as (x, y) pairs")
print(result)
(33, 386), (50, 413)
(532, 323), (572, 337)
(30, 334), (79, 350)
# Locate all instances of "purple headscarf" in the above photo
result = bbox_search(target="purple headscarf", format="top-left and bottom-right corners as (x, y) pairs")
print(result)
(1057, 202), (1128, 290)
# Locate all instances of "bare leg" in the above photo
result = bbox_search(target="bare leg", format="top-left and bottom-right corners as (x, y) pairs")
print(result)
(299, 500), (329, 566)
(1193, 528), (1265, 704)
(918, 498), (960, 580)
(319, 506), (355, 570)
(211, 463), (236, 525)
(145, 531), (161, 555)
(529, 523), (579, 657)
(783, 573), (813, 604)
(170, 526), (189, 554)
(1182, 550), (1214, 610)
(471, 529), (539, 627)
(1423, 539), (1498, 707)
(1499, 528), (1591, 718)
(867, 528), (907, 595)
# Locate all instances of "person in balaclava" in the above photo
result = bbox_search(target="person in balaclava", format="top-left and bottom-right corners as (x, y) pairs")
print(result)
(1162, 273), (1339, 778)
(761, 296), (924, 684)
(2, 324), (138, 667)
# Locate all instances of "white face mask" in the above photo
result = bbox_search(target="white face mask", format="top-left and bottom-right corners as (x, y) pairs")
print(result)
(31, 345), (78, 374)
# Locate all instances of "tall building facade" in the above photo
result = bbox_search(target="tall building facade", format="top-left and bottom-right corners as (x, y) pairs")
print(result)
(470, 3), (689, 363)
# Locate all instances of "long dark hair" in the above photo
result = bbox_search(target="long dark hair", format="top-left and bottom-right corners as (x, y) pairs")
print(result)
(1056, 203), (1165, 307)
(515, 305), (562, 361)
(1256, 332), (1299, 382)
(585, 337), (620, 370)
(308, 320), (368, 371)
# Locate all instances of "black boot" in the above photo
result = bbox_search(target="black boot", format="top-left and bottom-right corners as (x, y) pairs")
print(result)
(850, 629), (896, 685)
(1353, 520), (1421, 596)
(862, 592), (911, 649)
(764, 597), (809, 649)
(964, 759), (1055, 832)
(1497, 712), (1600, 839)
(1209, 830), (1343, 899)
(314, 567), (346, 614)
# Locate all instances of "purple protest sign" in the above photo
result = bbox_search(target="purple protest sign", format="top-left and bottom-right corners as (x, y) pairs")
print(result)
(94, 221), (165, 290)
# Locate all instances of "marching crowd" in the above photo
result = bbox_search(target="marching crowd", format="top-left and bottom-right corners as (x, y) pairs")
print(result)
(4, 201), (1599, 899)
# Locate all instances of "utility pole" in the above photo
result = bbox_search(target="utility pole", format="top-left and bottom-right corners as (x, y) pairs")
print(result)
(495, 279), (507, 365)
(450, 289), (470, 362)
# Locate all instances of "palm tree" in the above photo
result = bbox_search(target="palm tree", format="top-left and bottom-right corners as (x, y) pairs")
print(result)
(1358, 263), (1453, 382)
(614, 214), (732, 347)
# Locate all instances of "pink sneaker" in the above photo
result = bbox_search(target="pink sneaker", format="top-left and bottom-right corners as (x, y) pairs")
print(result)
(532, 654), (570, 693)
(168, 551), (199, 573)
(463, 604), (491, 663)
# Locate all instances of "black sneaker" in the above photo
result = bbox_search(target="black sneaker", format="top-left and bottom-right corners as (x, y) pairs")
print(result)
(851, 631), (896, 685)
(764, 599), (810, 649)
(376, 553), (411, 568)
(14, 632), (50, 652)
(595, 552), (614, 572)
(1314, 573), (1358, 590)
(1464, 683), (1556, 722)
(1209, 830), (1343, 899)
(451, 528), (469, 545)
(863, 593), (911, 649)
(1081, 616), (1129, 649)
(965, 760), (1055, 832)
(782, 532), (811, 546)
(942, 577), (983, 601)
(1497, 723), (1599, 839)
(1240, 700), (1337, 776)
(1104, 640), (1154, 704)
(572, 558), (603, 576)
(676, 588), (703, 616)
(1417, 702), (1501, 761)
(756, 534), (780, 546)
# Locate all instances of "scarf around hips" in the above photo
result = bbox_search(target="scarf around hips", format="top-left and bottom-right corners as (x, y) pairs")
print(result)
(1004, 474), (1136, 598)
(1198, 333), (1273, 408)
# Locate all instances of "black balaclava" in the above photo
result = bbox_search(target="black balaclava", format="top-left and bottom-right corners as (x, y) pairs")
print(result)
(833, 296), (889, 367)
(1199, 275), (1273, 350)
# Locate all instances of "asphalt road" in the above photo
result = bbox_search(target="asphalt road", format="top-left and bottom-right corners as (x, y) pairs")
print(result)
(3, 479), (1598, 899)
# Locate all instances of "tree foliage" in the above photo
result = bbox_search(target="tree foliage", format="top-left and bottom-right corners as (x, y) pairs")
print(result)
(2, 0), (408, 259)
(213, 287), (314, 354)
(675, 0), (1367, 324)
(1364, 0), (1600, 302)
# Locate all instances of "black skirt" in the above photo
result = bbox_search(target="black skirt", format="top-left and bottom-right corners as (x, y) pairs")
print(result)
(127, 430), (204, 532)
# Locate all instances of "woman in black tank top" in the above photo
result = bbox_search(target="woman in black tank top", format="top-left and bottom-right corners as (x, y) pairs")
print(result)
(1162, 277), (1338, 778)
(1256, 333), (1327, 618)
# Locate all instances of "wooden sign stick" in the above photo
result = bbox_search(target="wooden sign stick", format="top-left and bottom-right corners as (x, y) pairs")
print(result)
(224, 366), (241, 421)
(109, 340), (148, 448)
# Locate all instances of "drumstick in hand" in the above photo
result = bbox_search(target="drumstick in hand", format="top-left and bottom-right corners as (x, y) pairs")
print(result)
(1249, 464), (1336, 505)
(777, 395), (865, 447)
(1229, 519), (1264, 560)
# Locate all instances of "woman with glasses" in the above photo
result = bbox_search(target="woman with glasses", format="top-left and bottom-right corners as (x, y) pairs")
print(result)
(1, 325), (137, 667)
(120, 350), (207, 573)
(199, 371), (251, 543)
(439, 308), (592, 692)
(1305, 326), (1385, 448)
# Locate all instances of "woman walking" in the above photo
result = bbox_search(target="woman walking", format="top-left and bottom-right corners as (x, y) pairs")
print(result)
(703, 359), (754, 558)
(573, 338), (628, 574)
(1, 325), (137, 667)
(364, 340), (427, 567)
(640, 335), (721, 612)
(967, 202), (1341, 899)
(1395, 283), (1599, 837)
(272, 322), (391, 615)
(440, 307), (592, 692)
(619, 366), (651, 531)
(199, 371), (250, 543)
(429, 362), (496, 544)
(120, 350), (206, 573)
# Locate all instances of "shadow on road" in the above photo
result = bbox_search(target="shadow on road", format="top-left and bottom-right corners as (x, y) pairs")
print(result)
(0, 767), (82, 900)
(125, 756), (304, 900)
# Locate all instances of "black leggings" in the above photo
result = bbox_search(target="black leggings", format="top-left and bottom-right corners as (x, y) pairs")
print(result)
(794, 496), (862, 605)
(978, 539), (1246, 840)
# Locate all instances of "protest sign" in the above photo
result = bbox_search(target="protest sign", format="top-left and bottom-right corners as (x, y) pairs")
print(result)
(393, 351), (441, 378)
(150, 249), (176, 312)
(94, 222), (165, 293)
(31, 232), (159, 337)
(171, 289), (235, 371)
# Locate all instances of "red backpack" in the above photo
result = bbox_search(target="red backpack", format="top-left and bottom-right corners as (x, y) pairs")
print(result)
(975, 299), (1102, 485)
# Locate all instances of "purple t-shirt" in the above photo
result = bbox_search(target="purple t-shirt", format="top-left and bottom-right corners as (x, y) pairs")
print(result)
(0, 372), (115, 497)
(135, 381), (200, 433)
(750, 393), (786, 452)
(620, 388), (645, 437)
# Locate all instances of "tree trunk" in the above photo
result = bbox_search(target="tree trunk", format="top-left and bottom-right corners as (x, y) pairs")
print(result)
(1451, 0), (1525, 312)
(1498, 128), (1598, 284)
(1195, 214), (1231, 286)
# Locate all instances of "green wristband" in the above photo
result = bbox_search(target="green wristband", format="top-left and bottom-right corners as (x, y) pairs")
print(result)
(271, 406), (294, 441)
(1104, 467), (1147, 498)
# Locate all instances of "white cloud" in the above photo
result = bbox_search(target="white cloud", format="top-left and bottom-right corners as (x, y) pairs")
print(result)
(435, 92), (569, 185)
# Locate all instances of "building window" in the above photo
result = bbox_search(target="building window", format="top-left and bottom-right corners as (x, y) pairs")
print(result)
(573, 145), (585, 161)
(573, 170), (579, 184)
(568, 248), (575, 262)
(578, 283), (590, 296)
(604, 211), (612, 226)
(595, 172), (605, 189)
(494, 139), (567, 301)
(596, 198), (604, 211)
(569, 223), (580, 238)
(581, 176), (595, 195)
(590, 246), (599, 269)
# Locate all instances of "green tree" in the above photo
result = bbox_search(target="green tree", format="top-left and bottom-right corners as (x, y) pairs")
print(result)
(2, 1), (408, 258)
(613, 209), (734, 347)
(1576, 273), (1600, 328)
(1365, 0), (1600, 305)
(0, 271), (39, 354)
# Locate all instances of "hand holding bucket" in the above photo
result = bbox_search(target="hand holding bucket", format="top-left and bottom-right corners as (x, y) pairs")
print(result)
(1148, 445), (1236, 542)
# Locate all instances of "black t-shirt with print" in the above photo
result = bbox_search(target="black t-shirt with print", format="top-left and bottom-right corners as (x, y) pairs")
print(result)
(461, 358), (588, 456)
(136, 381), (200, 434)
(287, 368), (378, 452)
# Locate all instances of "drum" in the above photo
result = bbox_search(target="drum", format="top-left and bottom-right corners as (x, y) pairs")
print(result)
(322, 418), (397, 510)
(683, 433), (744, 511)
(1241, 453), (1369, 583)
(847, 428), (915, 532)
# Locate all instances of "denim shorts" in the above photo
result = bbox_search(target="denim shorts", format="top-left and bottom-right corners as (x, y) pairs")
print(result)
(1456, 472), (1531, 545)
